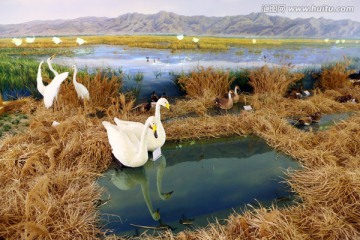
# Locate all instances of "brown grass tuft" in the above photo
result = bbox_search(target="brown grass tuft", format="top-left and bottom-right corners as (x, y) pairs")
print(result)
(249, 65), (304, 95)
(315, 60), (353, 90)
(177, 66), (234, 104)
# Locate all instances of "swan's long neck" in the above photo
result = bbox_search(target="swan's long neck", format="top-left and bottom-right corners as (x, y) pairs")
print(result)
(139, 120), (151, 157)
(73, 67), (78, 84)
(155, 102), (161, 122)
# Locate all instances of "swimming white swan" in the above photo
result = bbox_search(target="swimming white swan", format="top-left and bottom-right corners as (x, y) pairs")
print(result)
(37, 60), (69, 109)
(114, 97), (170, 152)
(102, 116), (158, 167)
(71, 65), (90, 101)
(47, 54), (59, 76)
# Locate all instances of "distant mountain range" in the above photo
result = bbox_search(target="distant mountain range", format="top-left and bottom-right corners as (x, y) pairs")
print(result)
(1, 11), (360, 38)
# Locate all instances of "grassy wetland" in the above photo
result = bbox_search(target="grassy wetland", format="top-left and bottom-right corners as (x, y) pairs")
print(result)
(1, 36), (360, 239)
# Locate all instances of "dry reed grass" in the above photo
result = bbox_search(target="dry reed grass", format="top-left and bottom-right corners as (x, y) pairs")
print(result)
(1, 62), (360, 239)
(316, 60), (353, 90)
(248, 65), (304, 95)
(177, 66), (234, 104)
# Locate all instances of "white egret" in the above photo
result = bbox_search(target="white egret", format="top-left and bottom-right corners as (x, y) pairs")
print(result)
(71, 65), (90, 101)
(11, 38), (22, 46)
(324, 38), (329, 43)
(37, 60), (69, 109)
(252, 38), (256, 44)
(114, 98), (170, 153)
(176, 34), (184, 40)
(52, 37), (62, 44)
(76, 37), (86, 45)
(25, 36), (35, 43)
(47, 54), (59, 76)
(192, 37), (199, 43)
(102, 116), (158, 168)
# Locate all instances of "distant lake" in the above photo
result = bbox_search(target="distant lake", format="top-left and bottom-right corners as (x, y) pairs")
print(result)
(49, 43), (360, 100)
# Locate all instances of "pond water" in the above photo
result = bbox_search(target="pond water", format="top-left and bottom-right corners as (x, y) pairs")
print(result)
(48, 44), (360, 101)
(290, 112), (354, 132)
(97, 136), (299, 237)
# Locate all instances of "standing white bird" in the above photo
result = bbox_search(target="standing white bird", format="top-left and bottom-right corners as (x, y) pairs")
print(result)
(114, 97), (170, 153)
(71, 65), (90, 101)
(37, 60), (69, 109)
(47, 54), (59, 76)
(11, 38), (22, 46)
(52, 37), (62, 44)
(102, 116), (158, 168)
(76, 37), (86, 45)
(25, 36), (35, 43)
(176, 34), (184, 40)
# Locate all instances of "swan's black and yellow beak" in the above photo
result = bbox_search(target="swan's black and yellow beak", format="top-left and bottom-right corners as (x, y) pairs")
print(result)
(50, 53), (56, 60)
(152, 124), (158, 138)
(166, 102), (173, 112)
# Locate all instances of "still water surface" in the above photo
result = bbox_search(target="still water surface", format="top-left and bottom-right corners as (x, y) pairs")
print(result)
(98, 136), (299, 236)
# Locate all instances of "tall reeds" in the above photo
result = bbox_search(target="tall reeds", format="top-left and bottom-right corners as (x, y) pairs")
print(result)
(316, 59), (353, 90)
(176, 66), (234, 105)
(248, 65), (304, 95)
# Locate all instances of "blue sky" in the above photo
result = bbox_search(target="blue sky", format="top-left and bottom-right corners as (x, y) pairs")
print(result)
(0, 0), (359, 24)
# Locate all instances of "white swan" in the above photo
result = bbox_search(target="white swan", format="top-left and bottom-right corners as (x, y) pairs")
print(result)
(177, 34), (184, 40)
(114, 97), (170, 153)
(25, 36), (35, 43)
(102, 116), (158, 167)
(11, 38), (22, 46)
(37, 61), (69, 109)
(71, 65), (90, 101)
(192, 37), (199, 43)
(47, 54), (59, 76)
(52, 37), (62, 44)
(76, 37), (86, 45)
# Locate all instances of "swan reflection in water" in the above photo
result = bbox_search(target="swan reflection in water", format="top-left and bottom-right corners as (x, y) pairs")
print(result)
(109, 155), (173, 221)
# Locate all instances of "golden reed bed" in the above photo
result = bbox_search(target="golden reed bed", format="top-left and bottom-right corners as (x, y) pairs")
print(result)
(0, 65), (360, 239)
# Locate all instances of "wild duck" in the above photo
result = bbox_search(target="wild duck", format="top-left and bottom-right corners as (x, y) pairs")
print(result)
(215, 90), (233, 110)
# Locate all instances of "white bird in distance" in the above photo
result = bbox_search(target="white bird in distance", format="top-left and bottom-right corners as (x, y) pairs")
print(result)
(176, 34), (184, 40)
(52, 37), (62, 44)
(192, 37), (199, 43)
(11, 38), (22, 46)
(25, 36), (36, 43)
(76, 37), (86, 45)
